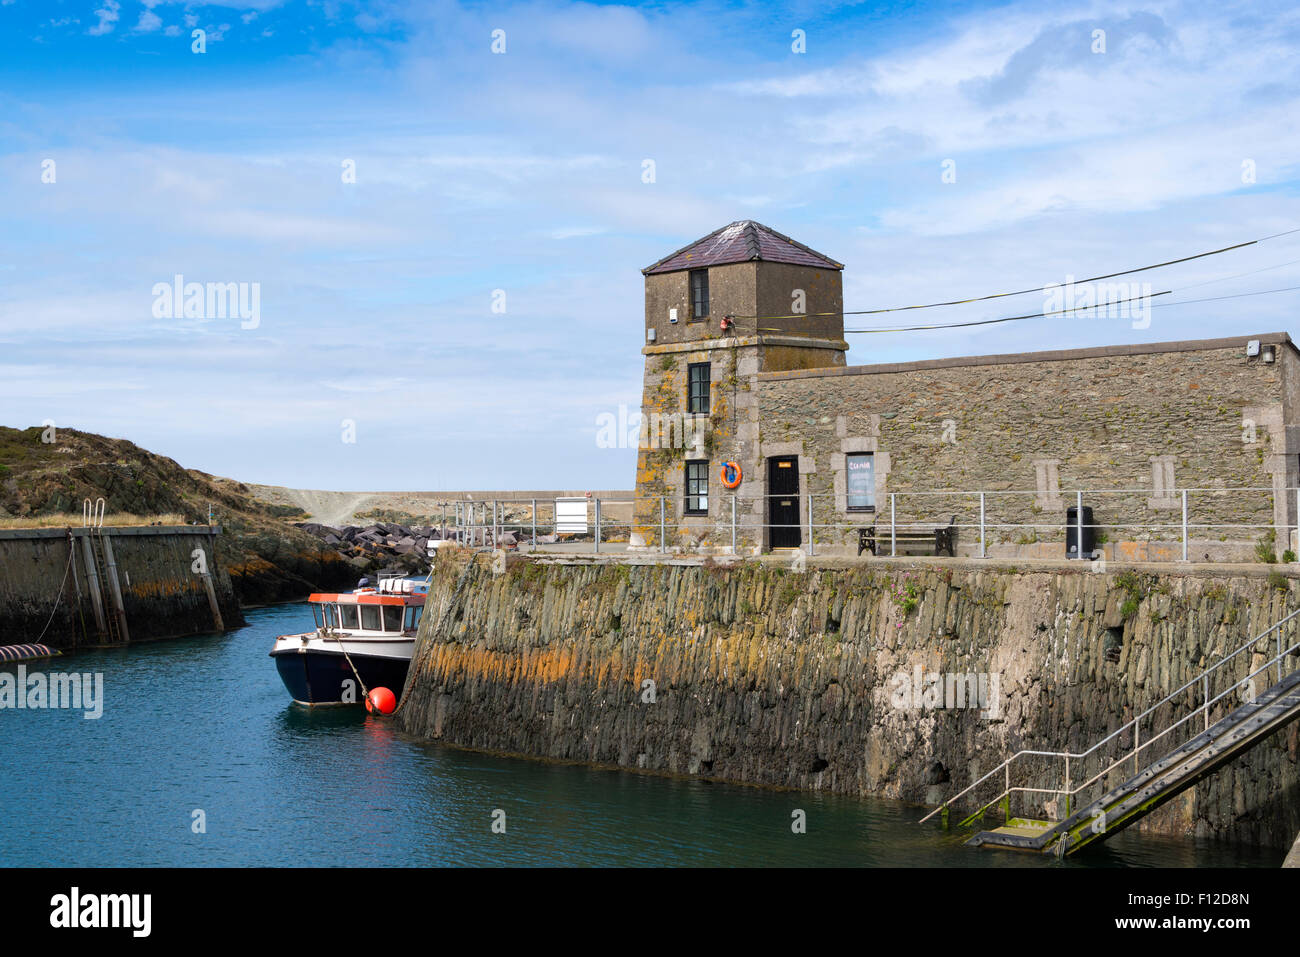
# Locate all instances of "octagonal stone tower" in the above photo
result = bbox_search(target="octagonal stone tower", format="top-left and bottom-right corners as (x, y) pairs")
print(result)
(631, 221), (848, 553)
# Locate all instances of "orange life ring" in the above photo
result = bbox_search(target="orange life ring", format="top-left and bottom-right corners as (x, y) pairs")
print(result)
(720, 462), (742, 489)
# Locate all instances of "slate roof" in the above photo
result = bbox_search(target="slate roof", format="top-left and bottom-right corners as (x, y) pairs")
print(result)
(642, 221), (843, 275)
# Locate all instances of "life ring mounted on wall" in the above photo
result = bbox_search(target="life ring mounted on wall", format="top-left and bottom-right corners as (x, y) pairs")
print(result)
(720, 461), (742, 489)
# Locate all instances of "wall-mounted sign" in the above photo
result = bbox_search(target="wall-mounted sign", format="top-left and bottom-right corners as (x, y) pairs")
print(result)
(847, 453), (875, 510)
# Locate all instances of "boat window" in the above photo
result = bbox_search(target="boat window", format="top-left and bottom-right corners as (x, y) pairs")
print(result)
(312, 604), (325, 628)
(360, 604), (381, 631)
(382, 605), (402, 632)
(404, 606), (423, 630)
(338, 604), (360, 630)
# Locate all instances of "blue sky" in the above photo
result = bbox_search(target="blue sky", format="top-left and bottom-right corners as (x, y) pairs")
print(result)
(2, 0), (1299, 490)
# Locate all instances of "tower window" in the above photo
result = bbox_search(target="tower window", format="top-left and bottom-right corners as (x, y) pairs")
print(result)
(687, 362), (711, 414)
(685, 460), (709, 515)
(690, 269), (709, 320)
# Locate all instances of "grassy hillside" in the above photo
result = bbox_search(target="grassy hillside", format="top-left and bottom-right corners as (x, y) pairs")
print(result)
(0, 425), (357, 604)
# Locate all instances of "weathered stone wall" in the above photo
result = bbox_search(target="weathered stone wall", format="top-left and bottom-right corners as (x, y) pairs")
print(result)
(399, 554), (1300, 848)
(0, 526), (242, 649)
(644, 263), (757, 346)
(632, 337), (849, 551)
(693, 335), (1299, 557)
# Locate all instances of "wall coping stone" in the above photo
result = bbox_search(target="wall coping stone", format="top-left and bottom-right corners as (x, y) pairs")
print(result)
(757, 331), (1298, 382)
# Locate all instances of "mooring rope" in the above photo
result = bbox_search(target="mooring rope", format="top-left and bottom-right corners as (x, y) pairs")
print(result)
(322, 624), (371, 702)
(31, 542), (76, 646)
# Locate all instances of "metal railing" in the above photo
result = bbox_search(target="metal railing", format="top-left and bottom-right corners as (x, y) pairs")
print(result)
(425, 486), (1300, 562)
(919, 607), (1300, 828)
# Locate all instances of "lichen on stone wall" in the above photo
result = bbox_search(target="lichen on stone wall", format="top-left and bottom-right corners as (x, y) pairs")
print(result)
(399, 553), (1300, 847)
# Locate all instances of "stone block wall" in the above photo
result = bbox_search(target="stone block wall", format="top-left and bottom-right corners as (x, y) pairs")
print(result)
(741, 335), (1300, 559)
(399, 554), (1300, 848)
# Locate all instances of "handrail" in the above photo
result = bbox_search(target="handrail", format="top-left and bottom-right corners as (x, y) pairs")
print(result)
(435, 488), (1300, 559)
(919, 607), (1300, 824)
(82, 497), (105, 529)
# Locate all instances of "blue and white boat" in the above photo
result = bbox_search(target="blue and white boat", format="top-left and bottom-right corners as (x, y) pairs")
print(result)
(270, 577), (427, 706)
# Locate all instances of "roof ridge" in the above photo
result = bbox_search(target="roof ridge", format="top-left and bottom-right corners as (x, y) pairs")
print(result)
(642, 220), (842, 275)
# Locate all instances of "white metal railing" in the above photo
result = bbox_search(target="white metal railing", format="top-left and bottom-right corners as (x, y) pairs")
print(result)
(424, 486), (1300, 563)
(918, 607), (1300, 828)
(82, 497), (105, 528)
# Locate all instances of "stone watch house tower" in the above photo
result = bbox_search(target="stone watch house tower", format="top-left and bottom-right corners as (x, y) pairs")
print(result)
(630, 221), (848, 552)
(630, 220), (1300, 559)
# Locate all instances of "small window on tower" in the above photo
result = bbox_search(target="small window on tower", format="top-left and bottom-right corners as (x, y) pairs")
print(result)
(690, 269), (709, 320)
(685, 460), (709, 515)
(687, 363), (711, 414)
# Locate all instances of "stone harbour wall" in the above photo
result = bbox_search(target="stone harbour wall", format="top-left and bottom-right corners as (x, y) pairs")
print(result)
(399, 553), (1300, 848)
(0, 526), (242, 649)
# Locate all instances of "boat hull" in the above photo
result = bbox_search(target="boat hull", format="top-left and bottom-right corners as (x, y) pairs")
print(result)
(271, 647), (411, 707)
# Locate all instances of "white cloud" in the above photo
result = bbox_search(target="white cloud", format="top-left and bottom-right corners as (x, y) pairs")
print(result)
(88, 0), (121, 36)
(134, 11), (162, 33)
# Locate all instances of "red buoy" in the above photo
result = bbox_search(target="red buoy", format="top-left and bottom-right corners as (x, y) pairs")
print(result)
(366, 687), (397, 715)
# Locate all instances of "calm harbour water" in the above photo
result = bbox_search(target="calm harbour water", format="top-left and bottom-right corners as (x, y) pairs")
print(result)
(0, 603), (1284, 867)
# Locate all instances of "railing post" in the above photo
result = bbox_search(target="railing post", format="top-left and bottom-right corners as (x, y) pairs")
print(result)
(659, 496), (666, 553)
(1133, 721), (1140, 775)
(890, 493), (896, 557)
(1004, 764), (1011, 822)
(1203, 673), (1210, 731)
(1076, 490), (1083, 560)
(731, 495), (737, 554)
(531, 498), (537, 549)
(1064, 756), (1071, 818)
(594, 498), (601, 554)
(806, 493), (814, 557)
(1181, 489), (1188, 563)
(979, 491), (986, 559)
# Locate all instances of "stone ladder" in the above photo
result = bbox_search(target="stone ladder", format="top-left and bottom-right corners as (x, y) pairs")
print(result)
(922, 608), (1300, 856)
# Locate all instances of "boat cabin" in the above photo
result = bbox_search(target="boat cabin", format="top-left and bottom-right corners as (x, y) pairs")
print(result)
(307, 588), (425, 635)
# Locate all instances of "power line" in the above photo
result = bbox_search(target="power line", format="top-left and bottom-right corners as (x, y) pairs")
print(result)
(1152, 284), (1300, 310)
(840, 283), (1299, 334)
(841, 290), (1170, 334)
(728, 225), (1300, 322)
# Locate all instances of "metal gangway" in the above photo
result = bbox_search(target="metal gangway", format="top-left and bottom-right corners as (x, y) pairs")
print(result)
(921, 607), (1300, 855)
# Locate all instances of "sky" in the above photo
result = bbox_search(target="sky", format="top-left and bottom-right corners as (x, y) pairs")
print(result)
(1, 0), (1298, 490)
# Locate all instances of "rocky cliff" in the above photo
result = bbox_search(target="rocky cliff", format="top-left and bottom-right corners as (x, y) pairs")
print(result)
(0, 425), (359, 603)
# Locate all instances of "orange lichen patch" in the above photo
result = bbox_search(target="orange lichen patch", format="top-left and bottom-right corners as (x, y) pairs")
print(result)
(422, 643), (608, 687)
(126, 579), (202, 599)
(228, 556), (276, 575)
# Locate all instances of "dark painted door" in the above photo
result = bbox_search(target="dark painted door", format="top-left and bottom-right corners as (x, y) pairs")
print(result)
(768, 456), (801, 548)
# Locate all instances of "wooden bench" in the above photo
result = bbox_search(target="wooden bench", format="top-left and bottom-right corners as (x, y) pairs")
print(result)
(858, 515), (956, 557)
